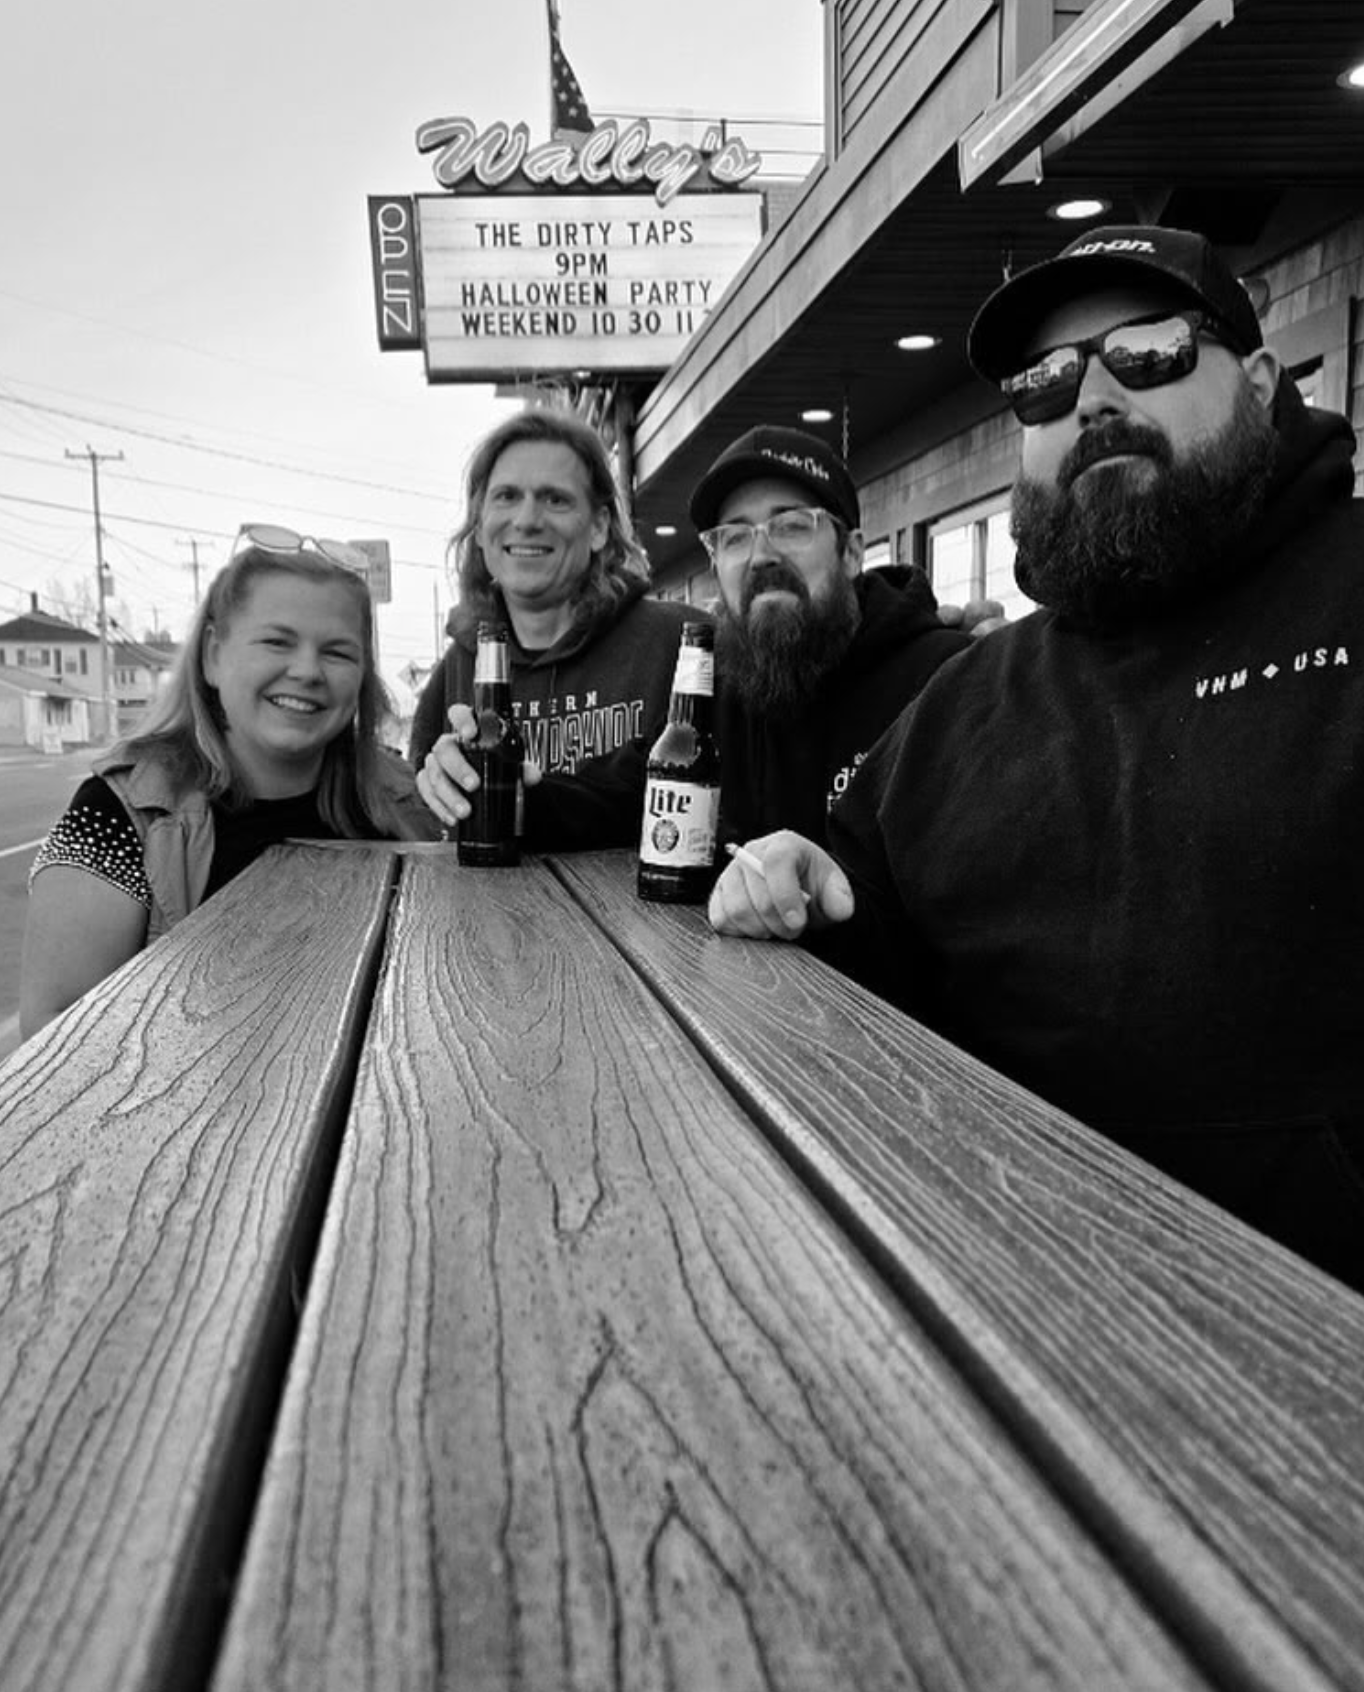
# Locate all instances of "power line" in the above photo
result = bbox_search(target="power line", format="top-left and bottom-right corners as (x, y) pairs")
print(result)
(0, 369), (469, 508)
(0, 286), (476, 424)
(101, 528), (185, 569)
(0, 489), (235, 537)
(0, 491), (448, 557)
(0, 446), (449, 526)
(0, 390), (451, 504)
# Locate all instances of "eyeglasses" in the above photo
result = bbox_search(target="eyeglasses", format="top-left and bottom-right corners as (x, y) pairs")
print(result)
(699, 506), (837, 567)
(236, 523), (370, 577)
(1000, 310), (1227, 426)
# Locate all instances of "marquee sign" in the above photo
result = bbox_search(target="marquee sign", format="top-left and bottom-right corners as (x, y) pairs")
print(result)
(416, 192), (763, 378)
(416, 115), (762, 209)
(366, 114), (767, 381)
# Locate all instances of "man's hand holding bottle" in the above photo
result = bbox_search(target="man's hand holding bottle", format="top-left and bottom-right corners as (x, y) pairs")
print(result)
(416, 703), (542, 833)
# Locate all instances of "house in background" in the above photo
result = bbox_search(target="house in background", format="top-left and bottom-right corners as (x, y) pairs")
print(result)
(0, 598), (109, 748)
(0, 665), (94, 751)
(112, 634), (177, 734)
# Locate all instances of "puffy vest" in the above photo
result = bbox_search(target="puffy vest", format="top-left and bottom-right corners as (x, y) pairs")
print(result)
(94, 748), (215, 942)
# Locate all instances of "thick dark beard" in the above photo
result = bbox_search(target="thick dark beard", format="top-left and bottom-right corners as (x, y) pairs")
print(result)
(714, 562), (860, 716)
(1011, 385), (1279, 629)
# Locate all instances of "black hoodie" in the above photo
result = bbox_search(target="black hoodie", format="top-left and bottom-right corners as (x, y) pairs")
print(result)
(526, 565), (970, 851)
(409, 582), (700, 773)
(715, 564), (968, 845)
(828, 382), (1364, 1288)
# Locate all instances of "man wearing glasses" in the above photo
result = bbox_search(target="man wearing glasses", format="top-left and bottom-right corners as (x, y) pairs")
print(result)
(710, 225), (1364, 1292)
(420, 425), (984, 849)
(687, 425), (977, 845)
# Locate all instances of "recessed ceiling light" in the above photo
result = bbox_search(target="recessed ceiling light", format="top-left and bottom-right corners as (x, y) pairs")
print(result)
(801, 408), (834, 423)
(1048, 198), (1110, 221)
(1240, 276), (1271, 315)
(1337, 62), (1364, 90)
(655, 524), (677, 537)
(896, 334), (939, 352)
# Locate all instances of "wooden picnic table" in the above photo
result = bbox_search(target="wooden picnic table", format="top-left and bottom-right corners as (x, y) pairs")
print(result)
(1, 842), (1362, 1692)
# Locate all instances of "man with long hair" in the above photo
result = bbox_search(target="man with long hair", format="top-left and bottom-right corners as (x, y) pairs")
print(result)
(409, 409), (695, 781)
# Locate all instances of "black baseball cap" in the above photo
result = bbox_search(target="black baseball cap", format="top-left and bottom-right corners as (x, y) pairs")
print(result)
(968, 225), (1264, 381)
(689, 426), (861, 531)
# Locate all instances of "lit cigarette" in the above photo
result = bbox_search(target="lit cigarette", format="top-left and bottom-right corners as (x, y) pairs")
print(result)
(724, 841), (767, 876)
(723, 841), (812, 905)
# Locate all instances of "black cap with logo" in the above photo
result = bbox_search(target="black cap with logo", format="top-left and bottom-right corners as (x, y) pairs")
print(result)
(968, 225), (1264, 382)
(689, 426), (861, 532)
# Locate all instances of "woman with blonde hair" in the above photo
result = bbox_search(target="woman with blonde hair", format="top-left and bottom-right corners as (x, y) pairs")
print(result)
(22, 528), (432, 1037)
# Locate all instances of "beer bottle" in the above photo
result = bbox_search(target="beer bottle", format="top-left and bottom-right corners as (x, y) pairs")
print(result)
(457, 622), (524, 867)
(638, 621), (720, 903)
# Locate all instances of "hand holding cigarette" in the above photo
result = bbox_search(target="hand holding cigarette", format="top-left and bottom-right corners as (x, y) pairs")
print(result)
(709, 834), (855, 940)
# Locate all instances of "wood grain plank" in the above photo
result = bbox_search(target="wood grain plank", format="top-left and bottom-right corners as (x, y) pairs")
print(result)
(0, 844), (399, 1692)
(548, 850), (1364, 1692)
(213, 853), (1219, 1692)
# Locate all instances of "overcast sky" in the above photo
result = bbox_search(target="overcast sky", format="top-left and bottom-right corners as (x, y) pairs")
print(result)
(0, 0), (823, 708)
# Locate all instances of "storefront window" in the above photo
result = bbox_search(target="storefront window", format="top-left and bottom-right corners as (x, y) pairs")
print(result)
(930, 524), (976, 607)
(928, 495), (1034, 620)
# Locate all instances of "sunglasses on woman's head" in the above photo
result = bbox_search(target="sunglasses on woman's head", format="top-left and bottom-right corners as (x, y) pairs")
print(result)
(236, 523), (371, 577)
(1000, 310), (1230, 426)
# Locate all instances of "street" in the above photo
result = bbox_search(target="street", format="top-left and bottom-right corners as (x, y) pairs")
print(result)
(0, 747), (101, 1062)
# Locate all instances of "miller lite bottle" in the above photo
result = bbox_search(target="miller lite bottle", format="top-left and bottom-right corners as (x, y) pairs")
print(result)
(638, 621), (720, 903)
(457, 622), (524, 867)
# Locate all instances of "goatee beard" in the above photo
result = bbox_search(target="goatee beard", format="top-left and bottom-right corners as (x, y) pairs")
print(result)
(715, 563), (860, 716)
(1011, 386), (1278, 629)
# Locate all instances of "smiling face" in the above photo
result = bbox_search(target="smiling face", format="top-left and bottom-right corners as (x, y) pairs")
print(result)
(203, 570), (366, 797)
(478, 440), (610, 633)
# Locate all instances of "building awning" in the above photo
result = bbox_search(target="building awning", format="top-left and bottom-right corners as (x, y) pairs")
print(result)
(958, 0), (1231, 190)
(628, 0), (1364, 581)
(0, 664), (95, 703)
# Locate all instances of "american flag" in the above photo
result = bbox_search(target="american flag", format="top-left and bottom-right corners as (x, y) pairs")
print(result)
(547, 0), (593, 141)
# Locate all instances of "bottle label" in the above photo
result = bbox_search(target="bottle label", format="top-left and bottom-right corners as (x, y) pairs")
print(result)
(473, 706), (509, 748)
(474, 646), (509, 686)
(638, 779), (720, 867)
(672, 646), (714, 696)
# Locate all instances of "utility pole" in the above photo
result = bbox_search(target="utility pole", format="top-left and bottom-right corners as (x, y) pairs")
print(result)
(66, 444), (123, 742)
(177, 536), (208, 607)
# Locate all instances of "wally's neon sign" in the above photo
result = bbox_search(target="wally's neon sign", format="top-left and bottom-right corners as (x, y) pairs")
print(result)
(415, 116), (762, 209)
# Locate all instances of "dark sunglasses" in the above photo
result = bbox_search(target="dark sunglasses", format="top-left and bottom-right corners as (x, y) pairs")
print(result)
(1001, 310), (1229, 426)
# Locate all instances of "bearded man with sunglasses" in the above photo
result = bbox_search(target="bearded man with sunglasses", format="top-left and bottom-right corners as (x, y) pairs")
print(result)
(709, 225), (1364, 1293)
